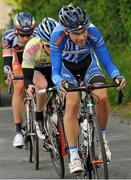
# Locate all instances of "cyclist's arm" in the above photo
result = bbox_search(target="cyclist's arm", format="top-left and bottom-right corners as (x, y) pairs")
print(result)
(50, 30), (65, 90)
(2, 35), (13, 78)
(88, 23), (120, 79)
(22, 41), (35, 88)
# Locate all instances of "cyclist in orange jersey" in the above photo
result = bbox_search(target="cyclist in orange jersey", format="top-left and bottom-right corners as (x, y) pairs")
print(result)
(2, 12), (37, 148)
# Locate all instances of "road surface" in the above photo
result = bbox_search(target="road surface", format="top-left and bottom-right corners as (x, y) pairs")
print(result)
(0, 107), (131, 179)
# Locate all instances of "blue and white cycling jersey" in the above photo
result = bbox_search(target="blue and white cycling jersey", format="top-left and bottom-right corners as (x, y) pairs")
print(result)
(50, 22), (120, 89)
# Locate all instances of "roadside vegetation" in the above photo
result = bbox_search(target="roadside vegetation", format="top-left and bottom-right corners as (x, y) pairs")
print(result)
(1, 0), (131, 116)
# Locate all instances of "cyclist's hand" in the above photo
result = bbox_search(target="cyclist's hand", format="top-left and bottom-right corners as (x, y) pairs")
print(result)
(60, 80), (69, 93)
(114, 75), (126, 89)
(5, 72), (14, 85)
(59, 80), (69, 102)
(27, 84), (36, 97)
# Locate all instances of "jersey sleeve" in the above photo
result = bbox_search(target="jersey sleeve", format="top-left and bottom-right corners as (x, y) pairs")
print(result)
(2, 30), (13, 70)
(22, 39), (36, 69)
(50, 26), (66, 89)
(22, 38), (36, 87)
(88, 23), (120, 79)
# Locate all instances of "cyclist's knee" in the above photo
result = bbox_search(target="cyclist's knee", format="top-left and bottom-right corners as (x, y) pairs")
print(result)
(33, 78), (48, 89)
(99, 94), (109, 105)
(13, 81), (24, 94)
(66, 98), (79, 113)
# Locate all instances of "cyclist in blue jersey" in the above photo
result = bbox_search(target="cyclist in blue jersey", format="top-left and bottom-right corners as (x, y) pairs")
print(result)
(50, 3), (125, 174)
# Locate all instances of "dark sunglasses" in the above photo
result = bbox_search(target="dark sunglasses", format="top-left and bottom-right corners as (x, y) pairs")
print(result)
(18, 33), (32, 37)
(70, 27), (87, 35)
(43, 43), (50, 49)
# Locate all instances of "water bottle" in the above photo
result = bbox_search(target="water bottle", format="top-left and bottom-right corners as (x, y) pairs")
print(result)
(80, 119), (88, 146)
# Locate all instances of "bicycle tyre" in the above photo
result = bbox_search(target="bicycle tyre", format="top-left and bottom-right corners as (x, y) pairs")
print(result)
(26, 135), (33, 163)
(31, 133), (39, 170)
(45, 111), (65, 178)
(88, 115), (109, 179)
(22, 110), (33, 163)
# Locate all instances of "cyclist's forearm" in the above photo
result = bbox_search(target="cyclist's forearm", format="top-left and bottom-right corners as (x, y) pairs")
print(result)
(52, 74), (63, 89)
(23, 68), (34, 88)
(3, 56), (12, 70)
(96, 47), (120, 79)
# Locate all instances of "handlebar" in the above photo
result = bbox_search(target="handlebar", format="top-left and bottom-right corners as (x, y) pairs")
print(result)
(35, 83), (124, 104)
(66, 83), (118, 92)
(118, 89), (125, 104)
(36, 86), (57, 95)
(66, 83), (124, 105)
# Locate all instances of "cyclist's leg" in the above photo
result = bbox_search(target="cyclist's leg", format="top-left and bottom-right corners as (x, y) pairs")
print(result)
(61, 63), (83, 174)
(84, 53), (111, 161)
(33, 70), (48, 111)
(33, 69), (48, 132)
(12, 54), (24, 147)
(92, 87), (111, 162)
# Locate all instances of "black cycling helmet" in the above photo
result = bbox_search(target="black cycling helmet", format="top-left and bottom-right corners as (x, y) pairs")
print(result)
(14, 12), (35, 34)
(38, 17), (58, 41)
(59, 3), (89, 31)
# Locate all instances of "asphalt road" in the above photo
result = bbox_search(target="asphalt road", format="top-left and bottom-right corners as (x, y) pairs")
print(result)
(0, 107), (131, 179)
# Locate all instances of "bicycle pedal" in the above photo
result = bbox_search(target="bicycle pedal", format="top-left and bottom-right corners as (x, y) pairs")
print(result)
(72, 170), (83, 176)
(16, 145), (23, 149)
(75, 173), (85, 180)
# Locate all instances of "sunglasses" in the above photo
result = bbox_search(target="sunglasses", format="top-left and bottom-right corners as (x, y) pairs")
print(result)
(43, 43), (50, 49)
(18, 33), (32, 37)
(69, 27), (87, 35)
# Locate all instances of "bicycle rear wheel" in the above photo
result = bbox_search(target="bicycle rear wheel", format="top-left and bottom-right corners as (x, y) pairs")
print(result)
(88, 115), (109, 179)
(45, 111), (65, 178)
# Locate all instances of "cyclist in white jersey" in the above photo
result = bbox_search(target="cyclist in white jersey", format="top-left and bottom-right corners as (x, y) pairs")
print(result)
(22, 18), (58, 139)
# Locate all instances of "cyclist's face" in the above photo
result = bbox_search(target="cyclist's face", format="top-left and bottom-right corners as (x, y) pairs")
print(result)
(17, 33), (32, 44)
(69, 28), (88, 46)
(42, 42), (50, 55)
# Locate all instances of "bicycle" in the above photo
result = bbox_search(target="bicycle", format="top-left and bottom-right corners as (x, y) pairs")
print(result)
(36, 87), (66, 178)
(7, 75), (40, 170)
(65, 82), (124, 179)
(35, 83), (124, 179)
(22, 92), (39, 170)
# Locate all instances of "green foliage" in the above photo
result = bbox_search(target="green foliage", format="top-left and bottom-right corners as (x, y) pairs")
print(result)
(1, 0), (131, 106)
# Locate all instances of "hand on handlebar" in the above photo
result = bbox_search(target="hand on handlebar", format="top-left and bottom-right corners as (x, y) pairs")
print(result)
(61, 80), (69, 92)
(114, 75), (126, 89)
(5, 72), (14, 85)
(27, 84), (36, 97)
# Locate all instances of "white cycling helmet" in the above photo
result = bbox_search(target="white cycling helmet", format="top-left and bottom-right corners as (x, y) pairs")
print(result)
(38, 17), (58, 41)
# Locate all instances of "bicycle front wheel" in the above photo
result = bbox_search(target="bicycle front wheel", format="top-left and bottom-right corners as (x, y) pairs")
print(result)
(88, 115), (109, 179)
(46, 111), (65, 178)
(31, 133), (39, 170)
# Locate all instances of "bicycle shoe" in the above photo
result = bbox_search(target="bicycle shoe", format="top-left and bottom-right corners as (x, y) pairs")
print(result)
(69, 158), (84, 175)
(13, 133), (24, 148)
